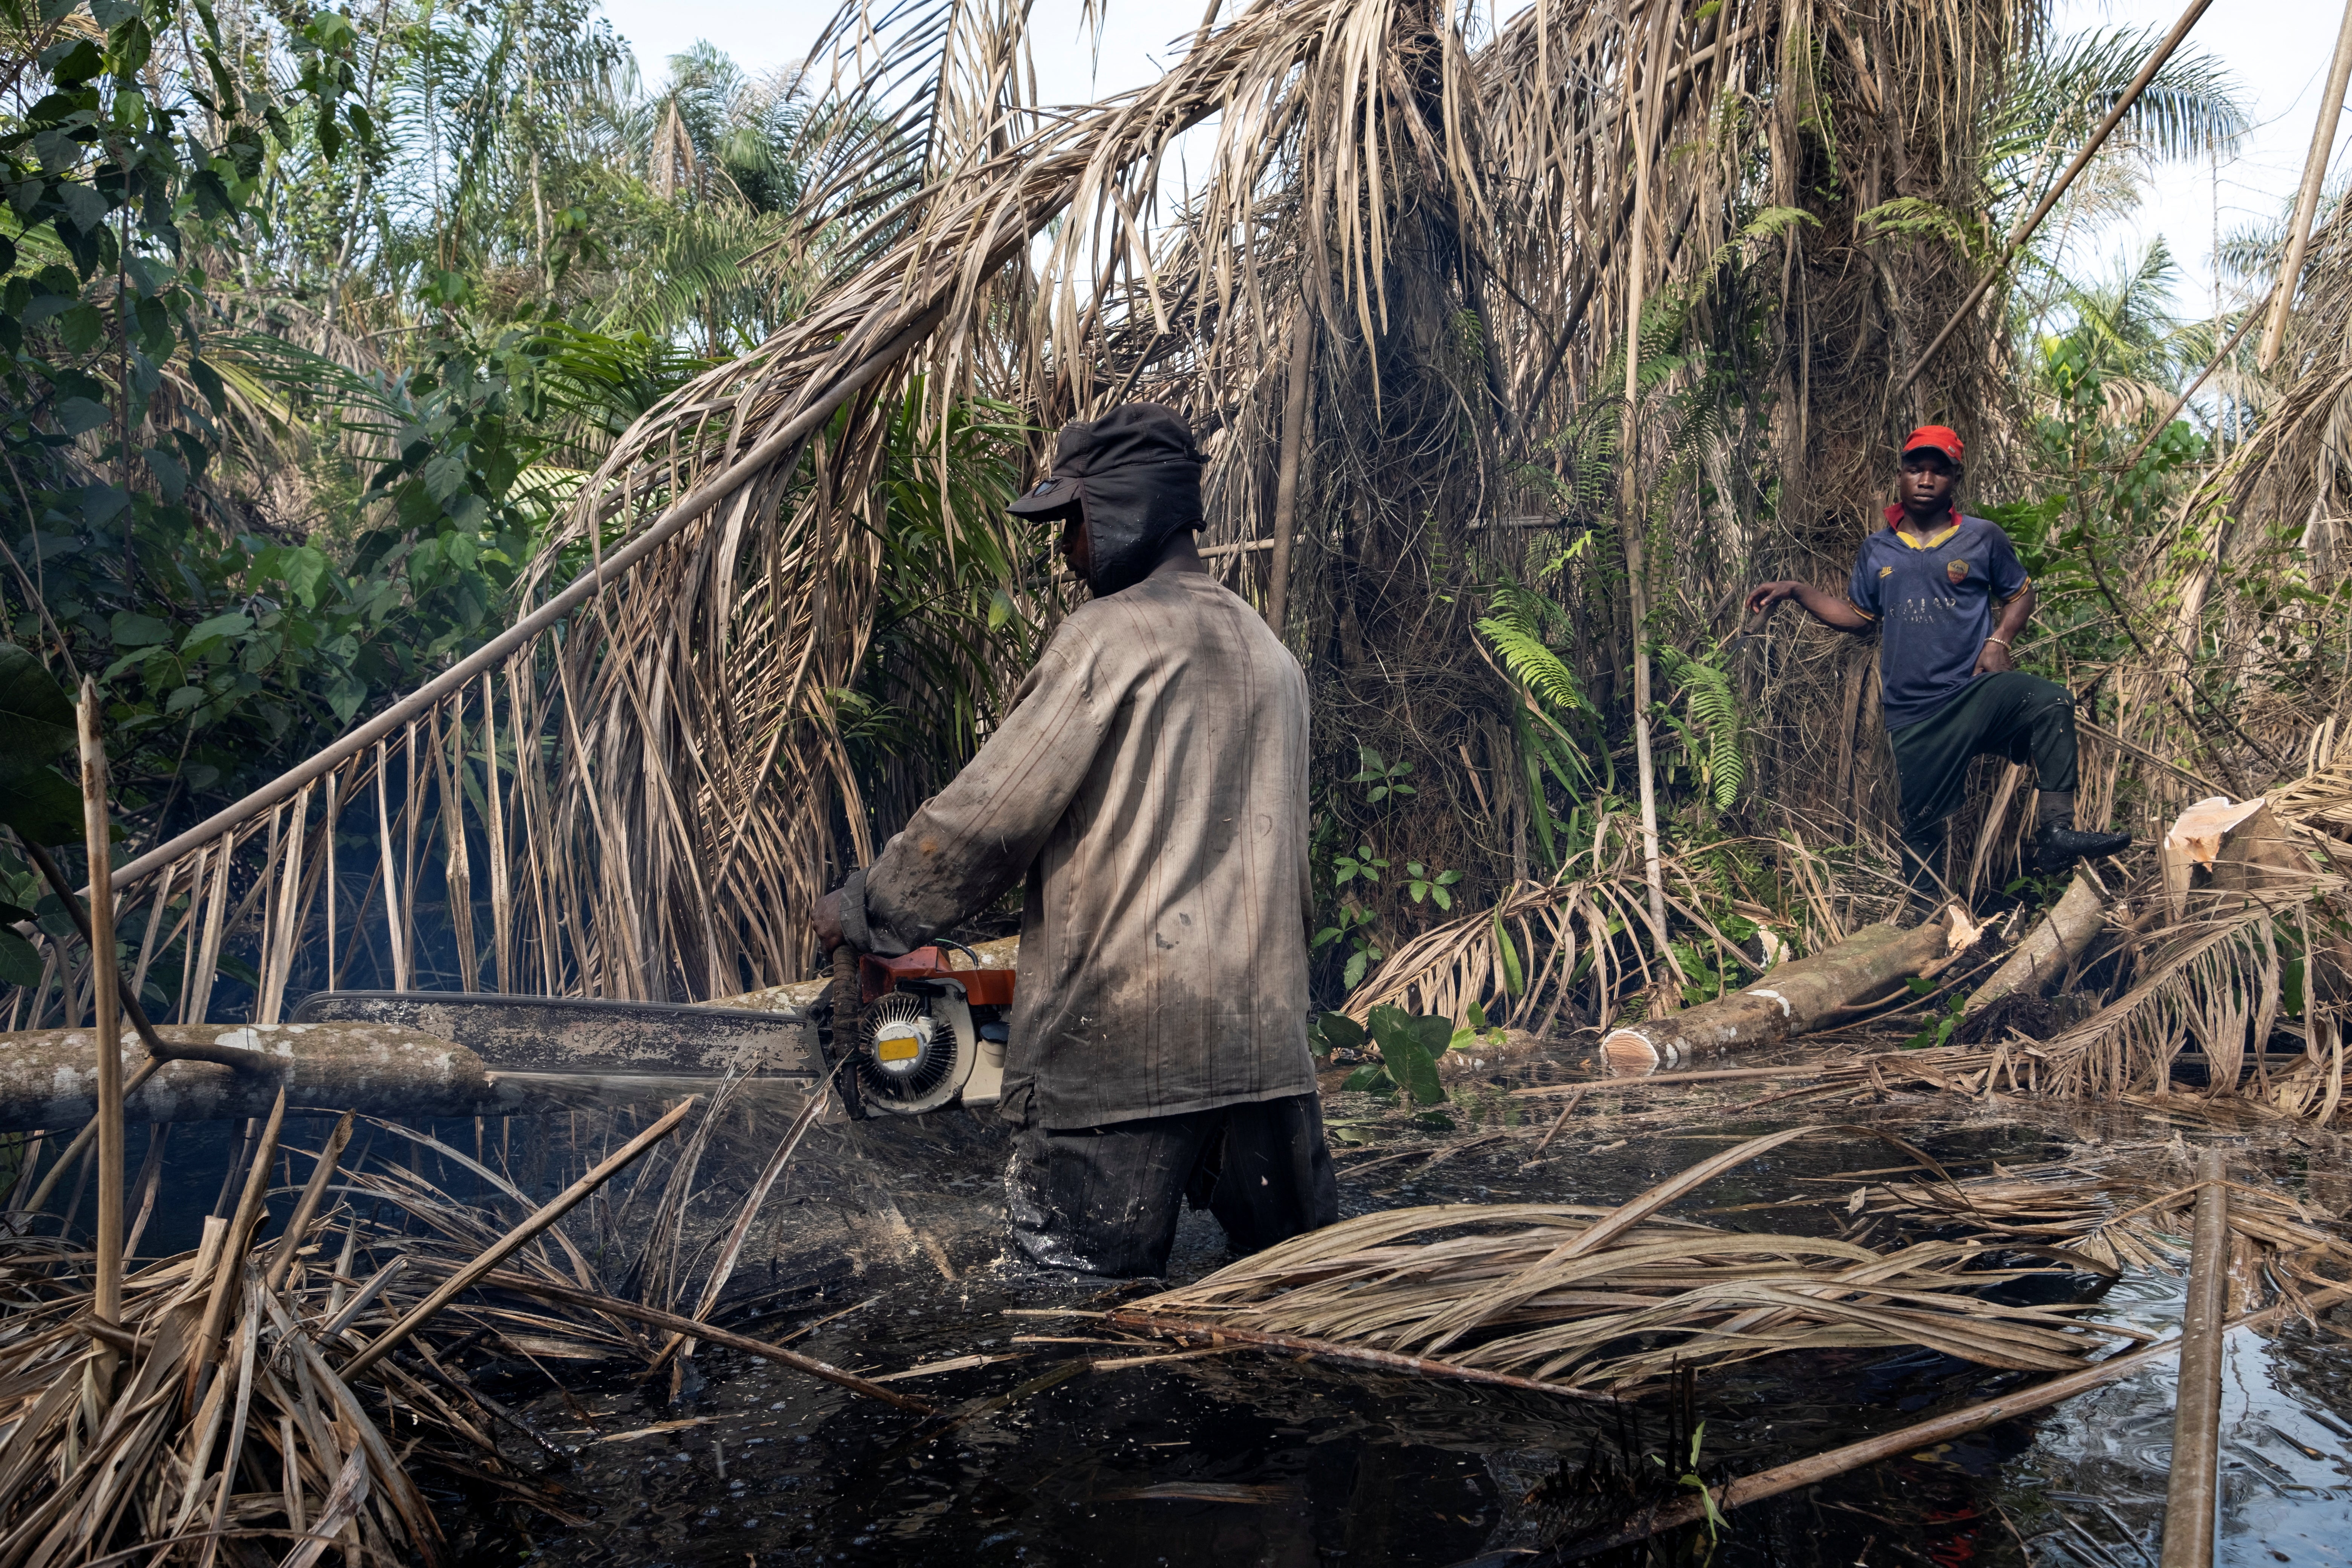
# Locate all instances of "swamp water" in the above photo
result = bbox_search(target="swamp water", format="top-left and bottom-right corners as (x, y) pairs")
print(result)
(106, 1065), (2352, 1566)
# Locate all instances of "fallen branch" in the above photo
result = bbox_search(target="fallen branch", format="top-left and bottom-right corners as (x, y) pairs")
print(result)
(1966, 874), (2105, 1015)
(1602, 912), (1971, 1072)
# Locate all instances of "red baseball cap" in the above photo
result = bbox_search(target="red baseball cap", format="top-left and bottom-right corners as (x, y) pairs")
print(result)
(1900, 425), (1963, 464)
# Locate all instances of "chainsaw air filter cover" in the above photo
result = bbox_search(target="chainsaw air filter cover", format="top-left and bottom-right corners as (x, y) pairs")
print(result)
(856, 989), (973, 1113)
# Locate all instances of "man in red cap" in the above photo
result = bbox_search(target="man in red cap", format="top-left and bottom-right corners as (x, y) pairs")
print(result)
(1746, 426), (2129, 908)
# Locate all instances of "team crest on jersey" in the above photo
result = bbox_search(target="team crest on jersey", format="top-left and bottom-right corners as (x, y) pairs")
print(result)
(1946, 559), (1969, 584)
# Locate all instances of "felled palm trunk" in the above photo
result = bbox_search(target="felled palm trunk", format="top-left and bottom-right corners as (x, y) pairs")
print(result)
(0, 1023), (492, 1132)
(1965, 874), (2105, 1017)
(1600, 910), (1971, 1073)
(0, 1022), (787, 1132)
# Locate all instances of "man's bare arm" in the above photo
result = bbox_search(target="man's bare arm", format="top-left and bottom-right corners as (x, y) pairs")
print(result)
(1975, 583), (2034, 675)
(1744, 579), (1874, 633)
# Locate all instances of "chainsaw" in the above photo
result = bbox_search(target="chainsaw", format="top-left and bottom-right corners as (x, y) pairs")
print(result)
(819, 940), (1015, 1120)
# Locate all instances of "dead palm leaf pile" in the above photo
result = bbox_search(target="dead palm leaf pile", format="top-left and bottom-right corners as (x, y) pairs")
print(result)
(1116, 1130), (2149, 1395)
(1833, 1150), (2352, 1298)
(0, 1086), (914, 1567)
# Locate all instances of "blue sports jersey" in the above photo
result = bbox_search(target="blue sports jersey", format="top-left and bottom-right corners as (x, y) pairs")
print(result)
(1847, 504), (2030, 731)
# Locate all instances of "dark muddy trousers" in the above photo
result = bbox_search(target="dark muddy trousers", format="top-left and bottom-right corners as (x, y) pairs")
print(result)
(1006, 1091), (1340, 1277)
(1889, 671), (2078, 895)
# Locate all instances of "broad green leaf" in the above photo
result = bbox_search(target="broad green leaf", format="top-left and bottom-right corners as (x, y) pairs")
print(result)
(1494, 915), (1524, 994)
(0, 928), (41, 987)
(183, 611), (251, 647)
(1382, 1029), (1445, 1106)
(0, 766), (83, 845)
(1312, 1011), (1364, 1055)
(55, 394), (110, 434)
(1341, 1065), (1389, 1094)
(1406, 1012), (1453, 1061)
(0, 643), (76, 770)
(110, 611), (172, 646)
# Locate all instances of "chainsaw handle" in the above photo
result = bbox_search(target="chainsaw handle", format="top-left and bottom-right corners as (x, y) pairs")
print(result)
(830, 943), (864, 1041)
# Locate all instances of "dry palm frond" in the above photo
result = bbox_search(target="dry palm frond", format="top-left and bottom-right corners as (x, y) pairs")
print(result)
(1120, 1131), (2144, 1394)
(2034, 868), (2340, 1101)
(1841, 1150), (2352, 1286)
(0, 1090), (907, 1563)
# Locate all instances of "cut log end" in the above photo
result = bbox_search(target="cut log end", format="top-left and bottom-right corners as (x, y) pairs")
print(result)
(1600, 1026), (1671, 1075)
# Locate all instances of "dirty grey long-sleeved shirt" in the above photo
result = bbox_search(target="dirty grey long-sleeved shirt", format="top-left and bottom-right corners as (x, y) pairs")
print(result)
(837, 570), (1316, 1129)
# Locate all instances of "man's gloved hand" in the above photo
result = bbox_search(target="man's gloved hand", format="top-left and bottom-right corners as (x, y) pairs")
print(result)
(810, 888), (846, 954)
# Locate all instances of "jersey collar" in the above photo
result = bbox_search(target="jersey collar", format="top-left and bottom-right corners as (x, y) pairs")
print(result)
(1884, 500), (1963, 550)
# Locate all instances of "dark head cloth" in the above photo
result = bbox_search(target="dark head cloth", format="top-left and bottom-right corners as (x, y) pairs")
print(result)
(1008, 403), (1205, 597)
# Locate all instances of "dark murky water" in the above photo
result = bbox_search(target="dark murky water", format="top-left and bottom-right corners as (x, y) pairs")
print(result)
(92, 1070), (2352, 1565)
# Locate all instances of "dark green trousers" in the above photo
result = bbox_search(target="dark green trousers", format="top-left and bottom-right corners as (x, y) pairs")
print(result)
(1888, 672), (2078, 894)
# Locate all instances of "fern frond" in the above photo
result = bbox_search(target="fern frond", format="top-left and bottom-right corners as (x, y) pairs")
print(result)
(1479, 616), (1586, 718)
(1657, 646), (1746, 810)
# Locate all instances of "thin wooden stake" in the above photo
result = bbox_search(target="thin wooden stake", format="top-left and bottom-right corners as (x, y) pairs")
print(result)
(2159, 1149), (2230, 1568)
(1264, 310), (1313, 639)
(263, 1112), (356, 1294)
(191, 1086), (288, 1398)
(1618, 0), (1679, 977)
(77, 680), (124, 1365)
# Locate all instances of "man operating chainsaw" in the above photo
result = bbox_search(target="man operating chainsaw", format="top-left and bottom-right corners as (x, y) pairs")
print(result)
(810, 402), (1337, 1278)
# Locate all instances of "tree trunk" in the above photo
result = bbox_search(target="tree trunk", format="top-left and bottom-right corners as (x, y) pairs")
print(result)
(1601, 911), (1964, 1072)
(1965, 874), (2104, 1016)
(0, 1022), (815, 1132)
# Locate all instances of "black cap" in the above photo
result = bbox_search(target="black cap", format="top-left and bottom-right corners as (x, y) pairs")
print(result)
(1007, 403), (1203, 518)
(1008, 474), (1081, 516)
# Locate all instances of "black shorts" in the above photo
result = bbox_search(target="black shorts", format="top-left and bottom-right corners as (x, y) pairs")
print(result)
(1005, 1092), (1339, 1277)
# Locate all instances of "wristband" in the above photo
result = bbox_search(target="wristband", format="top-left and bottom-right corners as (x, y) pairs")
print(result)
(1984, 637), (2011, 651)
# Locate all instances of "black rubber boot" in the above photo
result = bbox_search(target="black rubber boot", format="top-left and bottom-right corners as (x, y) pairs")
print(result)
(2034, 789), (2130, 874)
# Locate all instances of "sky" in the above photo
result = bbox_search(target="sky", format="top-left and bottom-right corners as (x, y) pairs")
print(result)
(596, 0), (2344, 321)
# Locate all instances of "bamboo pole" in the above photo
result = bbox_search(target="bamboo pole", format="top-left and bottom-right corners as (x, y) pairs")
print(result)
(1556, 1284), (2344, 1560)
(111, 305), (949, 894)
(77, 680), (124, 1361)
(1893, 0), (2217, 403)
(342, 1095), (698, 1378)
(1619, 0), (1679, 972)
(2257, 0), (2352, 372)
(262, 1112), (355, 1294)
(1264, 311), (1314, 639)
(190, 1085), (287, 1400)
(2159, 1150), (2230, 1568)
